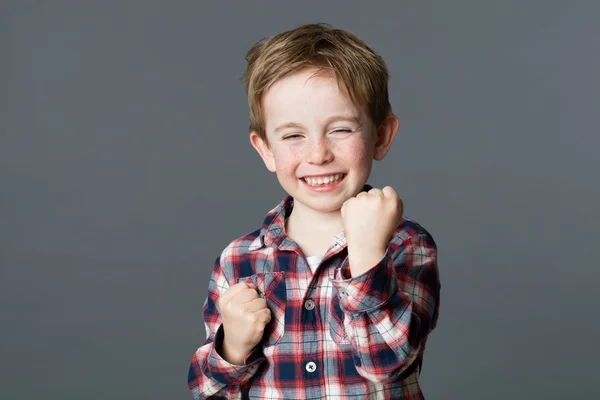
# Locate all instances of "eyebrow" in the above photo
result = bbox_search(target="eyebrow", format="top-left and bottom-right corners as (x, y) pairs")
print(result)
(274, 122), (305, 133)
(273, 115), (361, 134)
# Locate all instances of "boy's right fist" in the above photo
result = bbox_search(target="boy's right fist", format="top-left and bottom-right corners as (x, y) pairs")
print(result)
(218, 281), (272, 365)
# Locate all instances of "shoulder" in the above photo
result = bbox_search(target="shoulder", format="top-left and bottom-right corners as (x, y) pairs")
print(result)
(219, 227), (262, 260)
(214, 227), (264, 278)
(212, 195), (288, 276)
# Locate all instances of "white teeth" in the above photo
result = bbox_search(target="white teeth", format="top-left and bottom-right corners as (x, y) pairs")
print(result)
(303, 174), (344, 186)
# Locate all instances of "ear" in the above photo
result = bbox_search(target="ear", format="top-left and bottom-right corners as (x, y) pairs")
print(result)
(250, 131), (276, 172)
(373, 113), (399, 161)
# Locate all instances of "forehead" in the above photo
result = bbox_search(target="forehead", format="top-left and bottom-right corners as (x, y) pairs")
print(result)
(262, 68), (362, 128)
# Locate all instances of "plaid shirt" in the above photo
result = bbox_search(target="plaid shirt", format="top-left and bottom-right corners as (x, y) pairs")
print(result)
(188, 185), (441, 399)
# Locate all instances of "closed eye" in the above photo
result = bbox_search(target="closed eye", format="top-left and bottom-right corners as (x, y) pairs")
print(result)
(282, 134), (302, 140)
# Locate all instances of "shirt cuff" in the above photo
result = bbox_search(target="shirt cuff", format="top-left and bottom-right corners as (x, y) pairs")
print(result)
(330, 247), (398, 314)
(203, 324), (264, 385)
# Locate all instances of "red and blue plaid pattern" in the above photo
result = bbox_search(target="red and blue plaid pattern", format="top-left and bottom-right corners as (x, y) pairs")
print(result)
(188, 186), (441, 399)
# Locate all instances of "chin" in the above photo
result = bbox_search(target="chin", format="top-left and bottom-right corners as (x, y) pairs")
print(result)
(308, 200), (344, 213)
(295, 192), (349, 213)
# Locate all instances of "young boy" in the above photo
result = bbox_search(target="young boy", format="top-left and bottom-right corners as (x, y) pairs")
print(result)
(188, 23), (441, 399)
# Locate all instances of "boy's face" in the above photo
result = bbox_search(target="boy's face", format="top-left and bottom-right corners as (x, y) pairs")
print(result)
(250, 68), (398, 215)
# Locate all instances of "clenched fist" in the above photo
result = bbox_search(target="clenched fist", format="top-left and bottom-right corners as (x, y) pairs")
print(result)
(341, 186), (404, 277)
(218, 281), (272, 365)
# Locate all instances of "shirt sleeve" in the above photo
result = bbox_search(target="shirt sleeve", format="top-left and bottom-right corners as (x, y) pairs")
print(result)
(329, 232), (441, 383)
(188, 257), (265, 399)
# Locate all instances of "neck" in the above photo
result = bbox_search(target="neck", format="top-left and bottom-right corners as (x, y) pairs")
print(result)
(285, 200), (344, 235)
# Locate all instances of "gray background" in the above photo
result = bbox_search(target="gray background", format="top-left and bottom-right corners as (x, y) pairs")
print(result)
(1, 1), (599, 399)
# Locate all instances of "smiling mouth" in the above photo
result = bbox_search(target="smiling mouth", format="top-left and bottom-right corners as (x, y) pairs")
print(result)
(300, 173), (346, 187)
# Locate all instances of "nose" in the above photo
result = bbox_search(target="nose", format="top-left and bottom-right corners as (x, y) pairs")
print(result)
(306, 137), (333, 164)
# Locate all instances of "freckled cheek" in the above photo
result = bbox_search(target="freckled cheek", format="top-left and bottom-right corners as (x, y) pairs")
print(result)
(273, 150), (302, 176)
(338, 141), (371, 167)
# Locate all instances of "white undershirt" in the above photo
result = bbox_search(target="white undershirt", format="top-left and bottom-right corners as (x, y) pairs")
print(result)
(305, 254), (325, 273)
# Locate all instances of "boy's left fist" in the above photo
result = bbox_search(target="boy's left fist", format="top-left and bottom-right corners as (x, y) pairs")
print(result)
(341, 186), (404, 276)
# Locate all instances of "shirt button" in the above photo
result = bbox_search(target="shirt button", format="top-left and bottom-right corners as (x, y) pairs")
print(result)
(304, 299), (315, 310)
(305, 361), (317, 373)
(339, 288), (349, 298)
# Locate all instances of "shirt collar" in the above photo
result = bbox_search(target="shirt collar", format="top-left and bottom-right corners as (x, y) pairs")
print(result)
(249, 184), (373, 251)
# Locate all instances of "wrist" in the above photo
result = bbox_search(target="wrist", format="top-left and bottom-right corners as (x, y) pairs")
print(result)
(221, 336), (252, 366)
(346, 240), (386, 254)
(347, 245), (386, 277)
